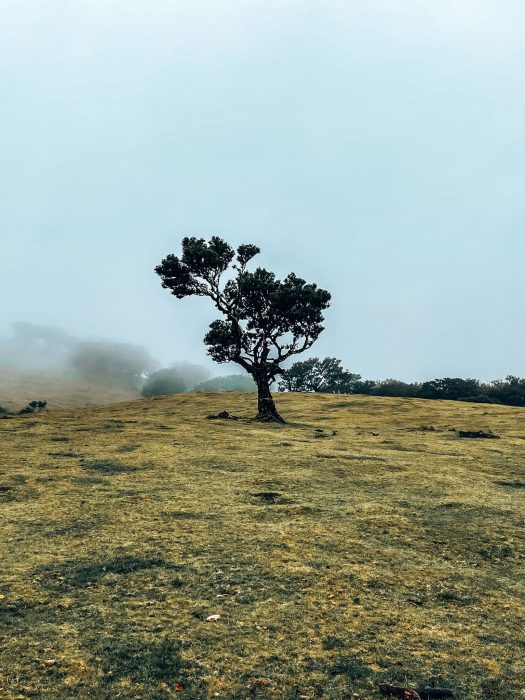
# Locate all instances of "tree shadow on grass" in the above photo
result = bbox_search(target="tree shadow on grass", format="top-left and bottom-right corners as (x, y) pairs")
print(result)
(35, 555), (179, 591)
(80, 459), (136, 475)
(84, 632), (207, 699)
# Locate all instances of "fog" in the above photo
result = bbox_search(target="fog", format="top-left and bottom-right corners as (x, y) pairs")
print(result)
(0, 322), (217, 390)
(1, 0), (525, 382)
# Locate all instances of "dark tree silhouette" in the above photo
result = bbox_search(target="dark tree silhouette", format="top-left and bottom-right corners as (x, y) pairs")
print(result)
(155, 237), (331, 422)
(279, 357), (363, 393)
(418, 377), (481, 401)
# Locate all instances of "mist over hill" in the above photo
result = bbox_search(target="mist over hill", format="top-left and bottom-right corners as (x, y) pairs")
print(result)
(0, 322), (176, 386)
(0, 322), (253, 408)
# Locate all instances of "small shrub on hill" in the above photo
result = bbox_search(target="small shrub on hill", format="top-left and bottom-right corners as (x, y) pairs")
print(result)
(141, 369), (187, 397)
(18, 405), (35, 415)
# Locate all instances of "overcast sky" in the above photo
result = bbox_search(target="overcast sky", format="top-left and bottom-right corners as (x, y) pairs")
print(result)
(1, 0), (524, 380)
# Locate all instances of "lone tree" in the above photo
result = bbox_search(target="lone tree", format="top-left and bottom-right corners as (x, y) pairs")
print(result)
(279, 357), (363, 394)
(155, 237), (331, 422)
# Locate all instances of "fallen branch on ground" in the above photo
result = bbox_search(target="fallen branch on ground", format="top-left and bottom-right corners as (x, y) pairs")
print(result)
(379, 683), (454, 699)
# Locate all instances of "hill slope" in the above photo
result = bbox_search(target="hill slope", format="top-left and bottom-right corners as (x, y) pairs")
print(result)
(1, 393), (523, 699)
(0, 366), (140, 411)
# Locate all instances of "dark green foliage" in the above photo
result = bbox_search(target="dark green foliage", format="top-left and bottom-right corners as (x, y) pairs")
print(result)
(17, 400), (48, 414)
(279, 357), (364, 393)
(142, 368), (188, 397)
(419, 377), (481, 400)
(194, 373), (256, 392)
(372, 379), (420, 397)
(27, 400), (47, 411)
(458, 394), (498, 403)
(385, 374), (525, 407)
(155, 237), (331, 421)
(279, 367), (525, 408)
(18, 405), (35, 415)
(487, 375), (525, 406)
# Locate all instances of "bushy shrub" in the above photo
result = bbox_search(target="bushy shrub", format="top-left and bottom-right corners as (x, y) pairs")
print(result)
(18, 405), (35, 415)
(28, 400), (47, 411)
(141, 369), (187, 397)
(418, 377), (481, 401)
(487, 376), (525, 407)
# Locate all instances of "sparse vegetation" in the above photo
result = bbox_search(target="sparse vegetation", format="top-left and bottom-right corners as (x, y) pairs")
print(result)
(1, 392), (523, 699)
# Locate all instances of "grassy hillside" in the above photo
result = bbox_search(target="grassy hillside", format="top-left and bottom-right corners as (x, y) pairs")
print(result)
(0, 366), (140, 411)
(1, 393), (523, 699)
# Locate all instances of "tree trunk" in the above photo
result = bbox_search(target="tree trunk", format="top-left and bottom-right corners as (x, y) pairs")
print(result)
(255, 374), (285, 423)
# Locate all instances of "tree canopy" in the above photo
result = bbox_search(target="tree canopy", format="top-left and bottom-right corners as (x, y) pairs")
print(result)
(279, 357), (365, 394)
(155, 237), (331, 421)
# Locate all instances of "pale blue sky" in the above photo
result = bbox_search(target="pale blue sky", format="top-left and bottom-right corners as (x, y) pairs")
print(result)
(1, 0), (524, 380)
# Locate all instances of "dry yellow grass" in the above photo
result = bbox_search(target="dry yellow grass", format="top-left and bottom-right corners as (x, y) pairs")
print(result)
(1, 392), (524, 699)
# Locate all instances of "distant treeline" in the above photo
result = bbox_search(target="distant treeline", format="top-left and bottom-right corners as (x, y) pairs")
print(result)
(3, 324), (523, 408)
(142, 369), (255, 396)
(278, 357), (525, 408)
